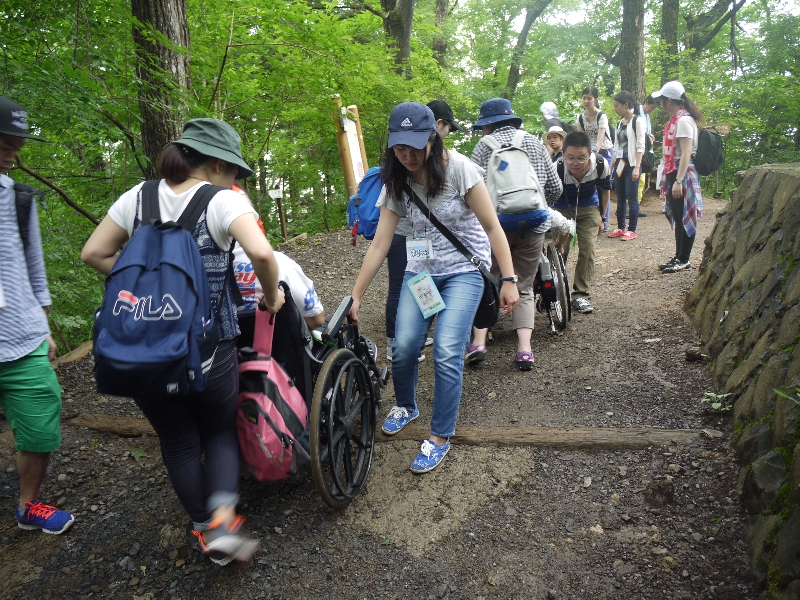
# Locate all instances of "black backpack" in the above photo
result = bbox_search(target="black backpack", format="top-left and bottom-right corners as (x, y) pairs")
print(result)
(14, 182), (46, 252)
(544, 117), (576, 134)
(631, 114), (655, 173)
(556, 152), (606, 183)
(694, 127), (724, 176)
(579, 111), (614, 144)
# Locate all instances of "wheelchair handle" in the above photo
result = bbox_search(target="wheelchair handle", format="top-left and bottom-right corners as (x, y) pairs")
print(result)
(321, 296), (354, 342)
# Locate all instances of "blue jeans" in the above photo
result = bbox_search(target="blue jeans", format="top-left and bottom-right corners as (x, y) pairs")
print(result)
(600, 149), (614, 221)
(392, 270), (482, 438)
(614, 162), (639, 232)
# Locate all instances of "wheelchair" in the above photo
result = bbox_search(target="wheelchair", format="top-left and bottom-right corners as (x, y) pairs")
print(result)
(245, 289), (388, 509)
(533, 242), (571, 333)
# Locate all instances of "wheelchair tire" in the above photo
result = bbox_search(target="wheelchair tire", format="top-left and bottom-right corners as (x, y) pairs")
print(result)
(310, 348), (377, 509)
(556, 246), (572, 322)
(547, 245), (569, 330)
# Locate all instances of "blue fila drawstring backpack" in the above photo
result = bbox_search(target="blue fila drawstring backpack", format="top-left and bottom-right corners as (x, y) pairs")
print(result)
(92, 181), (226, 397)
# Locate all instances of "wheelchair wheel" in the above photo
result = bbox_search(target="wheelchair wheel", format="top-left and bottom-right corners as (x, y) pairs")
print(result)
(310, 348), (377, 508)
(556, 245), (572, 321)
(547, 245), (569, 330)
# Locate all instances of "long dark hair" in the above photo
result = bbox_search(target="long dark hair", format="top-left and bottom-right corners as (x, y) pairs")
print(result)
(382, 131), (447, 202)
(674, 94), (705, 123)
(613, 91), (640, 115)
(582, 85), (601, 109)
(159, 144), (210, 183)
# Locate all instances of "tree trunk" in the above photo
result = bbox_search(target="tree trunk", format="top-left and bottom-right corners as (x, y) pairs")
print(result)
(381, 0), (416, 74)
(618, 0), (646, 101)
(661, 0), (679, 85)
(130, 0), (191, 179)
(431, 0), (449, 68)
(504, 0), (553, 101)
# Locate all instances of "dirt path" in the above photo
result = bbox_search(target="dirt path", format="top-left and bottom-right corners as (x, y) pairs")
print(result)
(0, 192), (759, 599)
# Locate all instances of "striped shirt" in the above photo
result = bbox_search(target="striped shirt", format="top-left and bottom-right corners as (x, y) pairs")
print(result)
(0, 173), (52, 362)
(471, 125), (564, 233)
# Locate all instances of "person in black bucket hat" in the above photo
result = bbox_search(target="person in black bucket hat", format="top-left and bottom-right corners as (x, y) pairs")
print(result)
(82, 117), (285, 566)
(426, 100), (462, 138)
(472, 97), (523, 130)
(1, 96), (76, 536)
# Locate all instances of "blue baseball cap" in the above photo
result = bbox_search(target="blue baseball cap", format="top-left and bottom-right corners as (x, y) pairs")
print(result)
(473, 98), (523, 130)
(388, 102), (436, 149)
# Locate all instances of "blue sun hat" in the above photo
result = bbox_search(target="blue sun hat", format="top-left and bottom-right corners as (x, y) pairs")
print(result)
(388, 102), (436, 149)
(473, 98), (523, 130)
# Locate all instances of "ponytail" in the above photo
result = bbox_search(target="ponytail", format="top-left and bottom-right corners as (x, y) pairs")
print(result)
(680, 94), (705, 123)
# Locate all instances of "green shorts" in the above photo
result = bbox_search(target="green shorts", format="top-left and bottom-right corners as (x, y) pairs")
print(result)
(0, 340), (62, 452)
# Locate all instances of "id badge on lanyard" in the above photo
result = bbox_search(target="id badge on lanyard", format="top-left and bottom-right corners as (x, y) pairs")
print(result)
(407, 270), (446, 318)
(406, 237), (434, 262)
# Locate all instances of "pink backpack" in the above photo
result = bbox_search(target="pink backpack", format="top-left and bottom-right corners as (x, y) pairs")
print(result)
(236, 307), (309, 481)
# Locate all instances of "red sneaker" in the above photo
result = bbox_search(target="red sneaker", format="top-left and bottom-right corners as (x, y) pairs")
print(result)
(607, 229), (626, 238)
(621, 231), (638, 241)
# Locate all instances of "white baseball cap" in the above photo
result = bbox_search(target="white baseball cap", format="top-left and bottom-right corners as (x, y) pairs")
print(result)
(651, 81), (685, 100)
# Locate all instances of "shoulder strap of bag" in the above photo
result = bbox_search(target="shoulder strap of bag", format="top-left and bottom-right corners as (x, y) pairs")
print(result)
(140, 180), (162, 226)
(511, 129), (527, 148)
(480, 134), (501, 151)
(402, 183), (494, 281)
(177, 184), (227, 231)
(578, 114), (584, 130)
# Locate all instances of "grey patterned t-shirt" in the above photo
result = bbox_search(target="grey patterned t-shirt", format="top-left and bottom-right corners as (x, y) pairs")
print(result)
(378, 150), (491, 276)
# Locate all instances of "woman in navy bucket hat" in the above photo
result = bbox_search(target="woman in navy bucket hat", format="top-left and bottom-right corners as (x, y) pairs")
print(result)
(349, 102), (519, 474)
(472, 98), (523, 129)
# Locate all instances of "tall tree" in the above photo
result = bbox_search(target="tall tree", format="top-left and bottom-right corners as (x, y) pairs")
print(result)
(504, 0), (553, 101)
(432, 0), (450, 68)
(618, 0), (645, 99)
(661, 0), (680, 84)
(130, 0), (191, 178)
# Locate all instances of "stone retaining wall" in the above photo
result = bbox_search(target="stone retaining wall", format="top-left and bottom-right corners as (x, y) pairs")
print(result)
(685, 163), (800, 599)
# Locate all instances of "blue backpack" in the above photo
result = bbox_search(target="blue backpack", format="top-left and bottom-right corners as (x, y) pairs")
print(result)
(347, 167), (383, 243)
(92, 181), (225, 397)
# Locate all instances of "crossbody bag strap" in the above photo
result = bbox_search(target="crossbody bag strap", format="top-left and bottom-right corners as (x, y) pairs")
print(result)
(402, 183), (492, 274)
(140, 180), (162, 226)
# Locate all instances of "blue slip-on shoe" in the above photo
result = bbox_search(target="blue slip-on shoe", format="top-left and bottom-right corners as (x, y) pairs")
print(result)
(15, 500), (75, 535)
(410, 439), (451, 474)
(381, 406), (419, 435)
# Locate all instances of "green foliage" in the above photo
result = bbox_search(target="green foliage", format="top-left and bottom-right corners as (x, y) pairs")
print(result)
(2, 0), (798, 354)
(700, 391), (733, 412)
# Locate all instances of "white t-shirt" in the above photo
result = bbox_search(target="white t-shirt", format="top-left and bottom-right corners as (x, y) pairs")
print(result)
(107, 180), (255, 250)
(578, 111), (614, 152)
(674, 115), (698, 162)
(232, 245), (323, 318)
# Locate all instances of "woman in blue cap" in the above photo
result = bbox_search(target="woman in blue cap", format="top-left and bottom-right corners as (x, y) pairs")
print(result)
(349, 102), (519, 473)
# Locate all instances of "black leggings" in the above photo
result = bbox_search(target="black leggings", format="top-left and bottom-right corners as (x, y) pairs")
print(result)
(665, 170), (695, 263)
(135, 340), (240, 523)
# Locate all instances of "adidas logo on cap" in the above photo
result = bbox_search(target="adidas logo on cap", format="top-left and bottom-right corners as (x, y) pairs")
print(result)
(401, 118), (412, 127)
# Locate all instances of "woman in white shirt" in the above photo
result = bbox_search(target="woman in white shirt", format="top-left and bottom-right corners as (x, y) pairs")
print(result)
(608, 91), (646, 241)
(651, 81), (704, 273)
(576, 86), (614, 228)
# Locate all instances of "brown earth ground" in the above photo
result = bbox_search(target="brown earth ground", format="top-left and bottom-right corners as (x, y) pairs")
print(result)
(0, 191), (761, 599)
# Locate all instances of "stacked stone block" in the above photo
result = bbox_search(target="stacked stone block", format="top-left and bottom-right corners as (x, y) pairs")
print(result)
(685, 163), (800, 599)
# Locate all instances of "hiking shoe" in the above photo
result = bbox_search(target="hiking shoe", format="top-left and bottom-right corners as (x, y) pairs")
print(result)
(661, 261), (692, 274)
(639, 211), (648, 217)
(410, 439), (451, 474)
(602, 223), (608, 234)
(571, 298), (593, 314)
(465, 344), (487, 364)
(659, 257), (679, 271)
(381, 406), (419, 435)
(424, 337), (433, 346)
(15, 501), (74, 535)
(621, 231), (638, 241)
(608, 229), (626, 238)
(515, 351), (534, 371)
(186, 516), (260, 566)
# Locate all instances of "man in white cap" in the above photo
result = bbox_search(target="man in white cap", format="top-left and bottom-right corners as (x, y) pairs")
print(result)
(543, 125), (566, 162)
(0, 96), (75, 534)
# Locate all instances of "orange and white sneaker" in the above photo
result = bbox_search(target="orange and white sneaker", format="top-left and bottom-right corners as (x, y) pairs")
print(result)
(607, 229), (626, 238)
(621, 231), (638, 241)
(187, 515), (260, 566)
